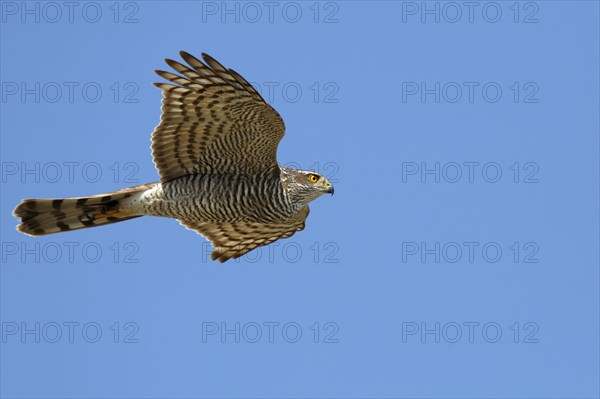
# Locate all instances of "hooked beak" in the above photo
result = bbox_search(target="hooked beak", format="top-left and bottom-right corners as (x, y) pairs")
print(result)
(325, 184), (335, 195)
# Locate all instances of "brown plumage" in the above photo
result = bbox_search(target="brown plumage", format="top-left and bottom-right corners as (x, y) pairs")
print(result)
(13, 51), (334, 262)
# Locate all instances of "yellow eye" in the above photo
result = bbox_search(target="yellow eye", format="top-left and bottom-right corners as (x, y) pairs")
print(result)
(308, 174), (320, 183)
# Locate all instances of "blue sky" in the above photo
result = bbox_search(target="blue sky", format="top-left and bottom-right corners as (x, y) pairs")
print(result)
(1, 1), (599, 398)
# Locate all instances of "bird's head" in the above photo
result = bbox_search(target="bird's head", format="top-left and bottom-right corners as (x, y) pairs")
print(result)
(280, 167), (334, 205)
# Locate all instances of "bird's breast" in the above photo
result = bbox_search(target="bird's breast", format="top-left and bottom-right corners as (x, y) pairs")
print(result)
(157, 173), (295, 223)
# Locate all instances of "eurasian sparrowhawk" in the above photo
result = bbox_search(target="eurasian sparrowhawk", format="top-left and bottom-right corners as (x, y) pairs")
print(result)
(13, 51), (334, 262)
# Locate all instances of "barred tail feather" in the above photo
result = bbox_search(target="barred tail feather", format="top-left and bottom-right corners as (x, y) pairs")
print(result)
(13, 183), (157, 236)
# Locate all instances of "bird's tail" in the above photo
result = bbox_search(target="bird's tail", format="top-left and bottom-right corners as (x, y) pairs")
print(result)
(13, 183), (157, 236)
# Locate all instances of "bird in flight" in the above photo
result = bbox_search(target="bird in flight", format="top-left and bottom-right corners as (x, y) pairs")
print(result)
(13, 51), (334, 262)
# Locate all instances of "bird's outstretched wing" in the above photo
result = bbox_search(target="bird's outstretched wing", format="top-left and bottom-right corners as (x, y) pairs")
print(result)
(152, 52), (285, 182)
(179, 207), (309, 262)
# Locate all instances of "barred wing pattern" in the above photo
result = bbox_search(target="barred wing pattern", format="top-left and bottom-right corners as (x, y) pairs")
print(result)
(152, 52), (286, 182)
(179, 206), (309, 262)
